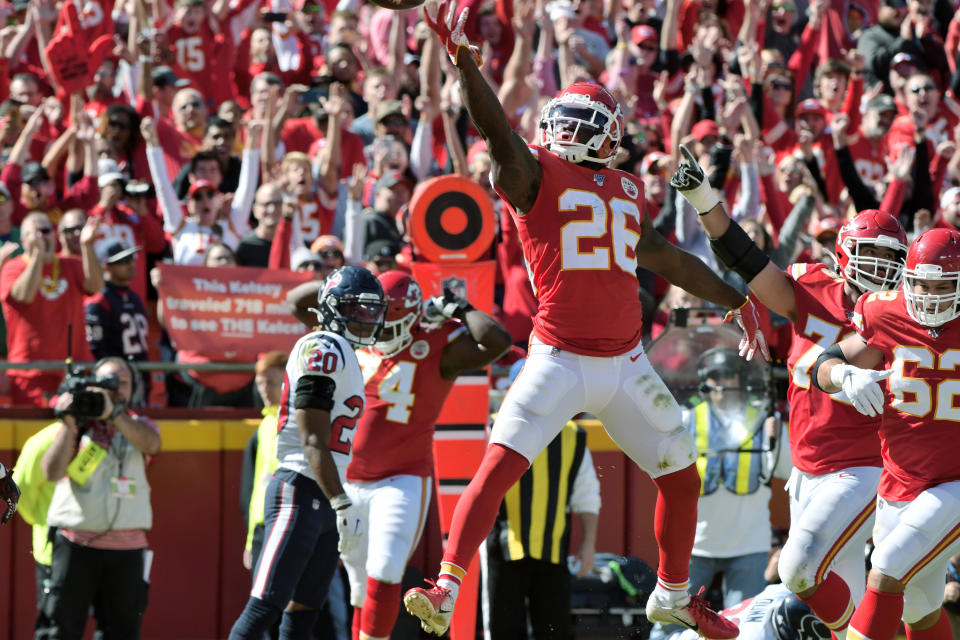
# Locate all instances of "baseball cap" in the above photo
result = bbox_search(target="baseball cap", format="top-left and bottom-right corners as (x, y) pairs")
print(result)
(310, 235), (344, 254)
(691, 119), (720, 141)
(640, 151), (668, 175)
(152, 66), (190, 89)
(375, 171), (414, 193)
(97, 158), (126, 189)
(811, 216), (843, 240)
(188, 179), (217, 198)
(867, 94), (897, 113)
(22, 162), (50, 185)
(97, 240), (142, 264)
(291, 247), (321, 270)
(941, 187), (960, 210)
(631, 25), (657, 45)
(890, 52), (918, 71)
(795, 99), (828, 119)
(375, 100), (405, 124)
(363, 239), (399, 262)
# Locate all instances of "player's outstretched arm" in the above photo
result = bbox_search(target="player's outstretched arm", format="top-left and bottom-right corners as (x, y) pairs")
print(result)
(426, 0), (541, 212)
(812, 335), (888, 417)
(636, 216), (769, 360)
(672, 144), (799, 320)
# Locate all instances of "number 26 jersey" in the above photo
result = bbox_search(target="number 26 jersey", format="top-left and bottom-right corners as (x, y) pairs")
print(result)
(496, 146), (646, 357)
(276, 330), (366, 483)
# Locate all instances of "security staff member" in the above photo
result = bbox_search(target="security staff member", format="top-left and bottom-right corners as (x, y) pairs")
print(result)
(686, 348), (790, 608)
(480, 417), (601, 640)
(42, 357), (161, 640)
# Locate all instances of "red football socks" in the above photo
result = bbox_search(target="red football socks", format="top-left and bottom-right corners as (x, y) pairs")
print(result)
(652, 465), (700, 586)
(360, 577), (402, 639)
(847, 587), (904, 640)
(906, 609), (952, 640)
(799, 572), (854, 635)
(441, 443), (530, 571)
(352, 606), (361, 640)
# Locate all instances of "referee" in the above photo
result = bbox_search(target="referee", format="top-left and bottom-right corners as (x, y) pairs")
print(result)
(480, 415), (601, 640)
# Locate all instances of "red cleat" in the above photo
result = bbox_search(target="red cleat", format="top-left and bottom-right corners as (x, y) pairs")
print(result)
(646, 586), (739, 639)
(403, 580), (454, 636)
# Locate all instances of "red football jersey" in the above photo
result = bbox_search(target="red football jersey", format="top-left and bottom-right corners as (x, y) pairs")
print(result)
(346, 320), (465, 482)
(496, 146), (645, 356)
(787, 263), (882, 473)
(854, 290), (960, 501)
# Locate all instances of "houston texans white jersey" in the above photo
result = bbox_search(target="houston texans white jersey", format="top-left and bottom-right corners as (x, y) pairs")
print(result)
(276, 330), (366, 482)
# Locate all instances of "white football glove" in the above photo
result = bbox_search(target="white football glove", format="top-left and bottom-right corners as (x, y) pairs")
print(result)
(830, 364), (893, 417)
(334, 503), (363, 554)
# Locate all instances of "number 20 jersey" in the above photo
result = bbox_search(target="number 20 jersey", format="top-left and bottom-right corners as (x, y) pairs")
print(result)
(496, 146), (646, 357)
(854, 290), (960, 501)
(276, 330), (366, 483)
(787, 263), (882, 474)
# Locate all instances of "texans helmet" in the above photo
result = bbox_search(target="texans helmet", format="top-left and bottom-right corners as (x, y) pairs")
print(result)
(835, 210), (907, 293)
(903, 228), (960, 327)
(314, 266), (387, 347)
(771, 595), (830, 640)
(539, 82), (624, 166)
(374, 270), (422, 357)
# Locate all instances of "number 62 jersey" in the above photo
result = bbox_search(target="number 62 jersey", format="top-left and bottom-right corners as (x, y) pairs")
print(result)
(276, 330), (366, 483)
(853, 289), (960, 501)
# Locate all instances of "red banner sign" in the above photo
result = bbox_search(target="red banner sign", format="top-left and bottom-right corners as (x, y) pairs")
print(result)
(157, 264), (313, 360)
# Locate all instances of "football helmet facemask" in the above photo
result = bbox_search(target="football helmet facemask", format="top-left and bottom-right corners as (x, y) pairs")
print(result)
(374, 270), (422, 357)
(835, 210), (907, 293)
(313, 266), (386, 347)
(904, 228), (960, 327)
(539, 82), (623, 166)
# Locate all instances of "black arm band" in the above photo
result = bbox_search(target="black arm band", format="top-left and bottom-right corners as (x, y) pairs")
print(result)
(708, 220), (771, 283)
(294, 375), (336, 411)
(811, 342), (846, 392)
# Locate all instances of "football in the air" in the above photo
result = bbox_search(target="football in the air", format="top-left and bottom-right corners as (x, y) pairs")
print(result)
(368, 0), (426, 8)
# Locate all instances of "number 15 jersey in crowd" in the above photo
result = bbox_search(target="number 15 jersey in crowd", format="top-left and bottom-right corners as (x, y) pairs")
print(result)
(496, 146), (646, 357)
(276, 331), (366, 482)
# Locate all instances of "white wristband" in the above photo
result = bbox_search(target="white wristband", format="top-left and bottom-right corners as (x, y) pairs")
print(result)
(682, 180), (721, 214)
(329, 493), (351, 511)
(829, 363), (849, 389)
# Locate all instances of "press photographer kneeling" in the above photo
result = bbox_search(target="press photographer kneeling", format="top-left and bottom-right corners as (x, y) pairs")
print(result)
(41, 357), (162, 640)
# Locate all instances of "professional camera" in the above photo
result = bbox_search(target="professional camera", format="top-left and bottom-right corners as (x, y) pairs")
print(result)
(54, 372), (120, 422)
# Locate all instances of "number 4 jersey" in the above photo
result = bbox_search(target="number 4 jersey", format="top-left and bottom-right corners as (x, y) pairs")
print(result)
(276, 330), (366, 483)
(347, 320), (466, 482)
(787, 263), (882, 474)
(496, 146), (646, 357)
(854, 289), (960, 501)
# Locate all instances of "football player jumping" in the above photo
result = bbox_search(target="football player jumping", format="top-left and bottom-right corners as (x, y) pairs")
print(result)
(673, 145), (908, 638)
(289, 270), (512, 640)
(403, 2), (767, 637)
(229, 266), (386, 639)
(814, 228), (960, 640)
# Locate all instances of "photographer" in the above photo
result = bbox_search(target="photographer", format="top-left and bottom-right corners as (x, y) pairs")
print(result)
(41, 357), (161, 640)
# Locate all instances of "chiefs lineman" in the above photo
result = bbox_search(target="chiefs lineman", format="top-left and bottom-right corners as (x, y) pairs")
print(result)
(674, 145), (908, 637)
(289, 270), (512, 640)
(814, 228), (960, 640)
(229, 266), (386, 639)
(403, 2), (767, 637)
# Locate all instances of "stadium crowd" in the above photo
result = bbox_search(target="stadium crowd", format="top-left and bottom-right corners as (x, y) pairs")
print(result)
(4, 0), (960, 636)
(0, 0), (956, 405)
